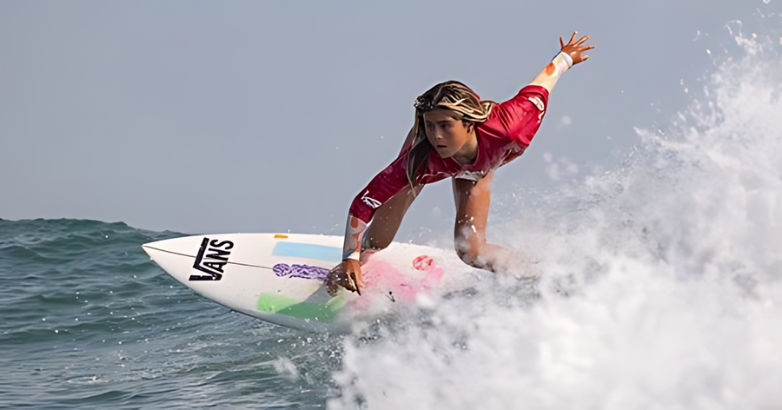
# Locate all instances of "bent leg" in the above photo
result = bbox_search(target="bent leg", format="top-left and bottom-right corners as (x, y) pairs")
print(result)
(363, 185), (420, 251)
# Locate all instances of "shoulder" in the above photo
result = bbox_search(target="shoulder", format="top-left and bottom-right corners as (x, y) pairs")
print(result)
(496, 85), (550, 117)
(477, 85), (549, 143)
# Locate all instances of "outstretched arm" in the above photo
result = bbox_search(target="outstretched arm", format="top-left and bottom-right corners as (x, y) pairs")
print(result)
(530, 32), (594, 93)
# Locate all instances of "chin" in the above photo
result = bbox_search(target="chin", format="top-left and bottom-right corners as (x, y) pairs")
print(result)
(435, 149), (453, 158)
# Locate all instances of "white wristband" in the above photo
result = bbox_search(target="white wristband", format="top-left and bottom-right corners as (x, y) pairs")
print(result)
(559, 52), (573, 68)
(345, 251), (360, 261)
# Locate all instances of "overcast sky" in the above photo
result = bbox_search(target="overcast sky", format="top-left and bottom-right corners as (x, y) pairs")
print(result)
(1, 0), (780, 237)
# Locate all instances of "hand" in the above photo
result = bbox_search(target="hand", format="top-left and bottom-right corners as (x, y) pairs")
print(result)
(559, 32), (594, 65)
(326, 259), (364, 297)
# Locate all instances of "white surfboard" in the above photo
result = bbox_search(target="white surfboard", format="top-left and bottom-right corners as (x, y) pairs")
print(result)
(142, 233), (461, 332)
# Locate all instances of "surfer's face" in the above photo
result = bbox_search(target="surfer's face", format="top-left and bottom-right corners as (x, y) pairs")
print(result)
(423, 109), (475, 161)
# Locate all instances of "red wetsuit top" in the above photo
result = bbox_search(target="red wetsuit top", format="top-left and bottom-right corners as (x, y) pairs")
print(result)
(350, 85), (549, 224)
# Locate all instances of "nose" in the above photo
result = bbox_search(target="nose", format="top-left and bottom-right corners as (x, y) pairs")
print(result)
(431, 127), (444, 142)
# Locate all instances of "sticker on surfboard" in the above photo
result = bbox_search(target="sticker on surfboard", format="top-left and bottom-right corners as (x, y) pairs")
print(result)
(190, 237), (234, 281)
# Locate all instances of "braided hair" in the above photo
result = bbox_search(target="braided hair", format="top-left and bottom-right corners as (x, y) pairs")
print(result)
(406, 81), (495, 190)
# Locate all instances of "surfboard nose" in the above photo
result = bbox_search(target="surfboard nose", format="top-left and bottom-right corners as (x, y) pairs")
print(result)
(142, 236), (202, 257)
(141, 236), (202, 284)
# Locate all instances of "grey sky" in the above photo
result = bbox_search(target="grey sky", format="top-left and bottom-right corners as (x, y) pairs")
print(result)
(1, 1), (779, 237)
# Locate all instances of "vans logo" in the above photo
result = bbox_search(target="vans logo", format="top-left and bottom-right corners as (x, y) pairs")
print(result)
(190, 237), (234, 281)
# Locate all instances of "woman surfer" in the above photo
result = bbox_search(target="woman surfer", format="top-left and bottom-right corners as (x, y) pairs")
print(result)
(327, 33), (594, 295)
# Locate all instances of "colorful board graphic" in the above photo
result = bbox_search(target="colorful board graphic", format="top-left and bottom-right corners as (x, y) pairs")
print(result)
(142, 233), (460, 332)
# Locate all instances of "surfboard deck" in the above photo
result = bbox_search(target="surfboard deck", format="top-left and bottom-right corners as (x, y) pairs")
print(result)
(142, 233), (460, 332)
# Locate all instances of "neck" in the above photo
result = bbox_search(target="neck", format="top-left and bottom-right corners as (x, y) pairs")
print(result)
(452, 132), (478, 165)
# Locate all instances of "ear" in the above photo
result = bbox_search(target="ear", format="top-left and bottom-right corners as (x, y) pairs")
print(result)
(464, 121), (475, 133)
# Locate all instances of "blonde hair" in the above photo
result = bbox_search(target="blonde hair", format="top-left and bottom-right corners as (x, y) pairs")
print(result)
(406, 81), (494, 189)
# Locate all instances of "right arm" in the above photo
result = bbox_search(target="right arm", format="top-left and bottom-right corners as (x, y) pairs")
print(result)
(327, 152), (412, 296)
(342, 124), (417, 263)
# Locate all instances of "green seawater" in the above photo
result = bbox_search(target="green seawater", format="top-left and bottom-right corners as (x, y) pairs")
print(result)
(0, 219), (344, 409)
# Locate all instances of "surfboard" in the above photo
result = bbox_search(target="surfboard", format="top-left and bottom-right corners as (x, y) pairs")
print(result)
(142, 233), (460, 332)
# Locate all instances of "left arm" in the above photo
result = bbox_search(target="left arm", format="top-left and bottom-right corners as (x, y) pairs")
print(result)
(450, 33), (593, 273)
(452, 170), (529, 274)
(486, 33), (593, 150)
(529, 33), (594, 93)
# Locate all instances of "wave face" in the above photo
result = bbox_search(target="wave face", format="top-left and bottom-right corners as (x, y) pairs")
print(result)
(327, 29), (782, 409)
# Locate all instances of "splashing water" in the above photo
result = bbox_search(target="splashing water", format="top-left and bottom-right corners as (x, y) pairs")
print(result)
(327, 30), (782, 409)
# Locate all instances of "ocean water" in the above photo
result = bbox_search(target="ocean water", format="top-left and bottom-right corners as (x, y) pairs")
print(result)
(0, 219), (347, 408)
(3, 27), (782, 410)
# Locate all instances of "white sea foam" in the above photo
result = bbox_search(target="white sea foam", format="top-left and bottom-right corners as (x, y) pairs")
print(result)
(328, 27), (782, 410)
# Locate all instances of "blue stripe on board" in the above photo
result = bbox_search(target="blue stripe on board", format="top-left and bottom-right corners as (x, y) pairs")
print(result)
(271, 242), (342, 263)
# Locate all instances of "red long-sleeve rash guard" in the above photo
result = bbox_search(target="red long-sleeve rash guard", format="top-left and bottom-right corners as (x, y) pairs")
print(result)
(350, 85), (549, 224)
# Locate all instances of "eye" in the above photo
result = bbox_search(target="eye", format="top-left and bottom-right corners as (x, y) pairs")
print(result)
(425, 121), (434, 130)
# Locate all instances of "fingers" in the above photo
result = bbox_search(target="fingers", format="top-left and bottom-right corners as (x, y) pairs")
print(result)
(346, 259), (363, 295)
(326, 261), (364, 296)
(577, 45), (595, 58)
(326, 266), (341, 296)
(349, 272), (362, 296)
(559, 32), (594, 65)
(326, 264), (355, 295)
(563, 33), (592, 48)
